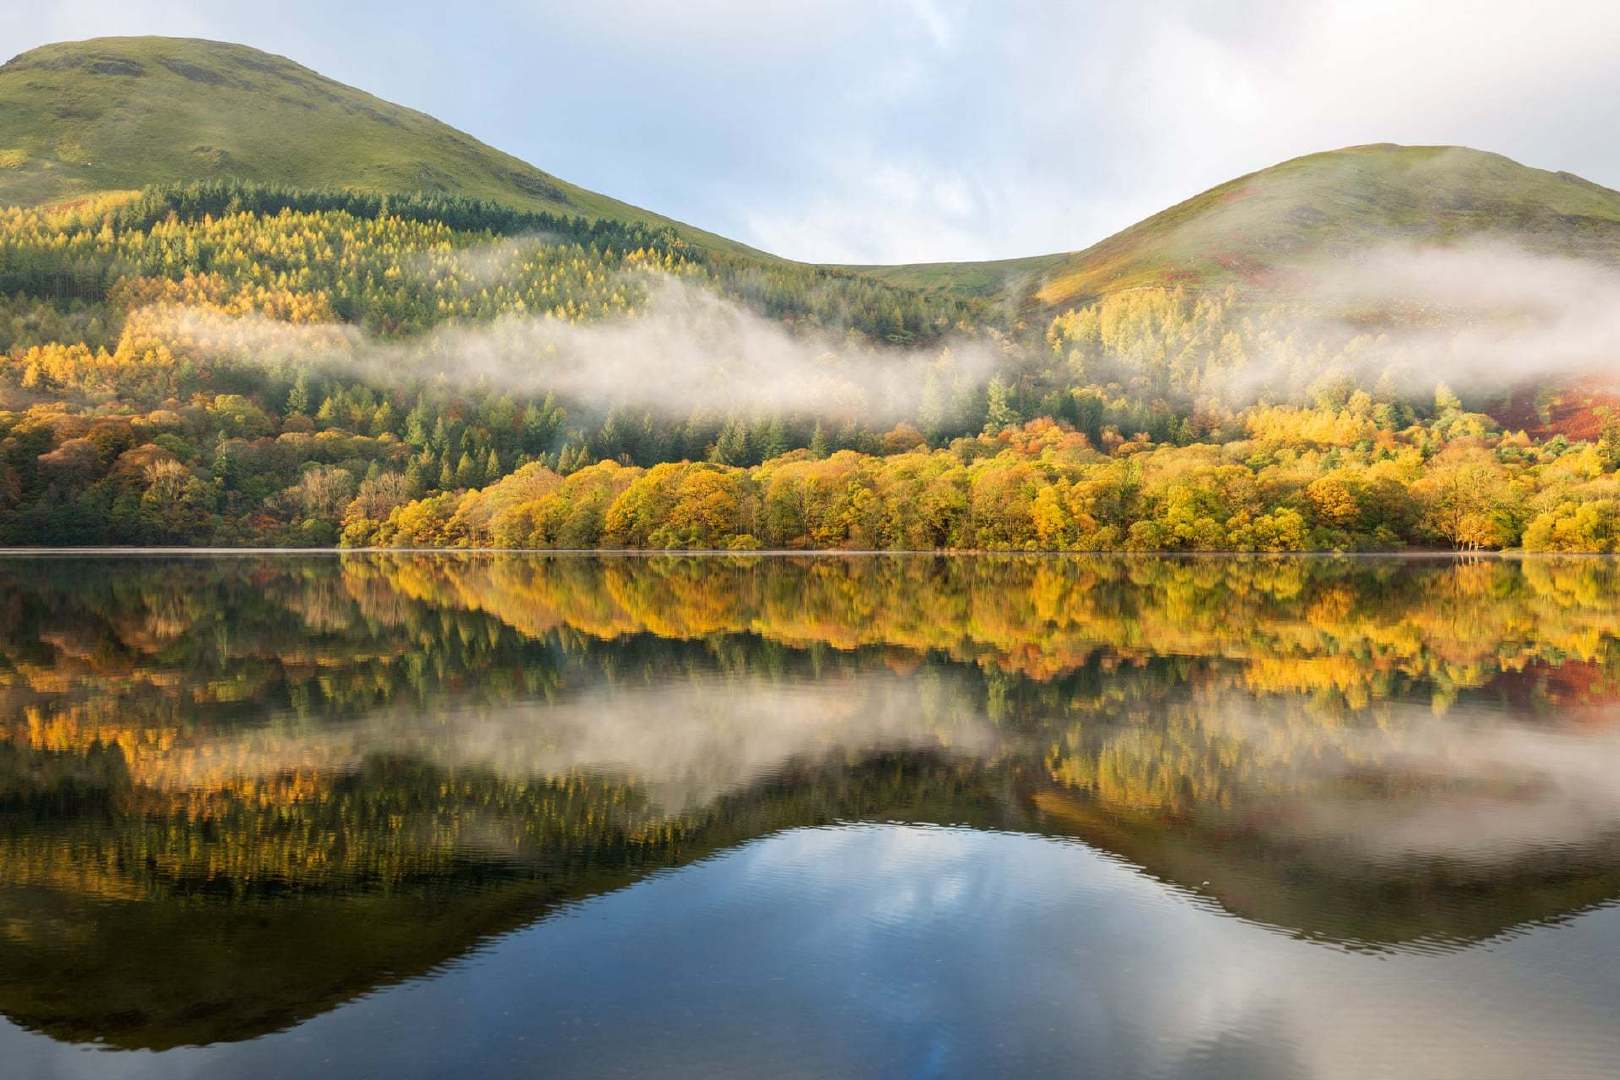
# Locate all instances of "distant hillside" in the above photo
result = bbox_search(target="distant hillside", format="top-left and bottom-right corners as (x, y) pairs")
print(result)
(842, 252), (1072, 301)
(0, 36), (763, 258)
(859, 145), (1620, 309)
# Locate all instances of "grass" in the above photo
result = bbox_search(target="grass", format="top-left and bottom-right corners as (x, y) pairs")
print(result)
(0, 36), (767, 259)
(830, 145), (1620, 307)
(1022, 143), (1620, 308)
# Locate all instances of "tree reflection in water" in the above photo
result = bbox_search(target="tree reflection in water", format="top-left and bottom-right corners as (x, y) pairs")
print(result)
(2, 553), (1620, 1049)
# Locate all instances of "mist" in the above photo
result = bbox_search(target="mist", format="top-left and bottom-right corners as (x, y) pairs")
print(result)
(1180, 696), (1620, 867)
(131, 235), (1620, 422)
(140, 271), (996, 422)
(1245, 239), (1620, 400)
(144, 672), (997, 815)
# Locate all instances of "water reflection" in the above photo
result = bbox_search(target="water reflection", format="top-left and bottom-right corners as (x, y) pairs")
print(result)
(2, 554), (1620, 1070)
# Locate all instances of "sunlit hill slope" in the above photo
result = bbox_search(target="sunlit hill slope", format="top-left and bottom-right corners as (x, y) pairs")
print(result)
(0, 36), (763, 258)
(857, 144), (1620, 306)
(7, 38), (1620, 307)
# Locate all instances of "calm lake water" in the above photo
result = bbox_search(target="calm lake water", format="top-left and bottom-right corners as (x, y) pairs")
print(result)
(3, 554), (1620, 1079)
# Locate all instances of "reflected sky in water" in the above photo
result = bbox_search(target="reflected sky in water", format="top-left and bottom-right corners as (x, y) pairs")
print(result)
(2, 554), (1620, 1077)
(8, 824), (1620, 1079)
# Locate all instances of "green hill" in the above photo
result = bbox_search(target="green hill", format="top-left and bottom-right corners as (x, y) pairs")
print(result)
(866, 144), (1620, 308)
(0, 36), (764, 258)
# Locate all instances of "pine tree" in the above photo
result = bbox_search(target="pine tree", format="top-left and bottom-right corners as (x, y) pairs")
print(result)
(405, 400), (431, 446)
(285, 371), (310, 417)
(521, 402), (556, 455)
(758, 417), (788, 462)
(557, 442), (586, 475)
(919, 364), (947, 439)
(809, 422), (828, 459)
(1434, 382), (1462, 415)
(710, 419), (750, 466)
(1600, 417), (1620, 472)
(983, 376), (1021, 435)
(596, 414), (622, 459)
(455, 452), (479, 488)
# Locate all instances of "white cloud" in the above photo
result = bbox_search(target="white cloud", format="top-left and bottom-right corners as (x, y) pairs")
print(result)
(903, 0), (956, 51)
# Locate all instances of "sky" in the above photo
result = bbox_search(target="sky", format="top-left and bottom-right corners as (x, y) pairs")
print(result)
(6, 1), (1620, 265)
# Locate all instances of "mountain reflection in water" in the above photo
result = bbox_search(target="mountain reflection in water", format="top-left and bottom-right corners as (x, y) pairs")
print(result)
(2, 553), (1619, 1077)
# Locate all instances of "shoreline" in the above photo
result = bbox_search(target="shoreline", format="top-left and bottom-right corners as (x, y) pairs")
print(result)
(0, 547), (1606, 559)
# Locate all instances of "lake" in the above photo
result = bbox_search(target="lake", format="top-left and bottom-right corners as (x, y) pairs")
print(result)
(2, 553), (1620, 1079)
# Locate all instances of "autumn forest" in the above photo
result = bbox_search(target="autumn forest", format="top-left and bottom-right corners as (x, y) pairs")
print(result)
(4, 181), (1619, 551)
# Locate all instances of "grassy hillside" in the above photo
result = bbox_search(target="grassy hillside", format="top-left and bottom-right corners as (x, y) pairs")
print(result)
(871, 144), (1620, 308)
(0, 36), (764, 258)
(840, 251), (1070, 300)
(9, 40), (1620, 313)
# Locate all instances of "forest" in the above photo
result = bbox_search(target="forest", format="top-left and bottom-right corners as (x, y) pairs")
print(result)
(4, 180), (1620, 550)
